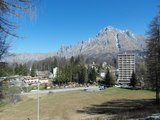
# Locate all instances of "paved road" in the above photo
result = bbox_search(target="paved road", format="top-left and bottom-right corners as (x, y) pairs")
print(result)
(21, 86), (100, 95)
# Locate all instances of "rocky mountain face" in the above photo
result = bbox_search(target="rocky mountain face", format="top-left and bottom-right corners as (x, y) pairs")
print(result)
(2, 53), (56, 64)
(3, 26), (146, 64)
(57, 26), (146, 59)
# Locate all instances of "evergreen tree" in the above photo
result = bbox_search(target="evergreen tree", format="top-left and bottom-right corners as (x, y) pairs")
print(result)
(104, 68), (114, 86)
(0, 62), (14, 77)
(78, 65), (88, 84)
(64, 65), (71, 82)
(30, 64), (36, 77)
(130, 72), (137, 88)
(136, 63), (147, 86)
(75, 56), (80, 65)
(19, 64), (23, 75)
(83, 66), (88, 83)
(88, 67), (97, 83)
(55, 67), (61, 86)
(14, 63), (19, 75)
(70, 56), (75, 64)
(55, 66), (66, 83)
(146, 9), (160, 104)
(14, 64), (29, 76)
(22, 64), (29, 76)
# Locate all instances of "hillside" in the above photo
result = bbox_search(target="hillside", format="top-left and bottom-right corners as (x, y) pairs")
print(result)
(0, 88), (156, 120)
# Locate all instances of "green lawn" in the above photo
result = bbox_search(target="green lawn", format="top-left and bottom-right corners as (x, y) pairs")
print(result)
(0, 88), (158, 120)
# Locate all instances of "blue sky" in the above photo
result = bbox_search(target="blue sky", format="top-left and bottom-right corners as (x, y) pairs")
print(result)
(11, 0), (159, 53)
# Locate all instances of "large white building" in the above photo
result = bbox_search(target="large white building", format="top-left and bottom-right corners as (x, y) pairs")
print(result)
(117, 54), (135, 84)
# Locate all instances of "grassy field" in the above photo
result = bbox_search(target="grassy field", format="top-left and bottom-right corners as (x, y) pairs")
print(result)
(0, 87), (159, 120)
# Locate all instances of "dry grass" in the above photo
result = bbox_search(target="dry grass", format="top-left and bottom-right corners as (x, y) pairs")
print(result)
(0, 88), (158, 120)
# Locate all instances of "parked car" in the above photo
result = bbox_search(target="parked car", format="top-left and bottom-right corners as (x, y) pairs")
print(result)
(99, 84), (107, 90)
(114, 84), (121, 88)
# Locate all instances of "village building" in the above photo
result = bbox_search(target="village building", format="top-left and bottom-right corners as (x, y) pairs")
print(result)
(117, 53), (135, 85)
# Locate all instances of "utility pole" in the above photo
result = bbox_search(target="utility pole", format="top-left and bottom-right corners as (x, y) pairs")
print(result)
(37, 79), (40, 120)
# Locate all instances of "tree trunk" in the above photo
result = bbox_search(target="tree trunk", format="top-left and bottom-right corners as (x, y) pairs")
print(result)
(156, 30), (160, 105)
(156, 70), (160, 104)
(156, 86), (160, 104)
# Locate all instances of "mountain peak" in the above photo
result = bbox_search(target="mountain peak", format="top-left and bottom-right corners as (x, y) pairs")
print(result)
(102, 26), (128, 33)
(102, 26), (117, 32)
(58, 26), (146, 58)
(97, 26), (126, 39)
(106, 26), (114, 29)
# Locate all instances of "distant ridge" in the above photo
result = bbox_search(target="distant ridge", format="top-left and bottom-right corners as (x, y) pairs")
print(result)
(2, 53), (56, 64)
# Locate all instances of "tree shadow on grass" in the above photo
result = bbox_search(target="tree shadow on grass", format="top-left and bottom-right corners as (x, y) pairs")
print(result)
(77, 99), (160, 119)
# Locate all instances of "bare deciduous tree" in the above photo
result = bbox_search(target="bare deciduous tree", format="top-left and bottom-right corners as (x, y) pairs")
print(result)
(0, 0), (35, 59)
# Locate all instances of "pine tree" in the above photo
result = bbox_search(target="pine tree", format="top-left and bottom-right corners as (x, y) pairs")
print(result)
(104, 68), (115, 87)
(146, 9), (160, 104)
(14, 64), (29, 76)
(19, 64), (23, 75)
(88, 67), (97, 83)
(130, 72), (137, 88)
(22, 64), (29, 76)
(75, 56), (80, 65)
(78, 65), (88, 84)
(30, 64), (36, 77)
(0, 62), (14, 77)
(70, 56), (75, 64)
(14, 63), (20, 75)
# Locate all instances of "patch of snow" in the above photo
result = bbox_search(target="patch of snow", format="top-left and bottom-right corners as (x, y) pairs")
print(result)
(114, 34), (121, 51)
(131, 33), (137, 40)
